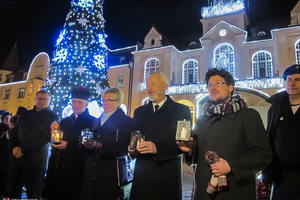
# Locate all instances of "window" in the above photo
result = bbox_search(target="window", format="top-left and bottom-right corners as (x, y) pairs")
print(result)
(182, 59), (198, 84)
(23, 72), (27, 80)
(35, 65), (44, 78)
(28, 84), (33, 95)
(37, 84), (42, 91)
(144, 58), (159, 81)
(252, 51), (273, 78)
(9, 75), (14, 82)
(257, 31), (266, 36)
(0, 74), (2, 82)
(295, 39), (300, 64)
(4, 89), (11, 99)
(117, 74), (124, 88)
(151, 38), (155, 46)
(18, 88), (26, 98)
(212, 43), (235, 78)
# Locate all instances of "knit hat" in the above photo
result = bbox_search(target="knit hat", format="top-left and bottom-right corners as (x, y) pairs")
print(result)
(283, 64), (300, 81)
(71, 85), (90, 100)
(1, 112), (12, 122)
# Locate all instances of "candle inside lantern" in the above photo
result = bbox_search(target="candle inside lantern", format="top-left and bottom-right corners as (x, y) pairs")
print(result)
(181, 127), (188, 139)
(51, 129), (63, 144)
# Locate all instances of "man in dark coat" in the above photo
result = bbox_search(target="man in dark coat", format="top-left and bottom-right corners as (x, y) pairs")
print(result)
(178, 68), (272, 200)
(43, 85), (95, 200)
(81, 87), (132, 200)
(262, 64), (300, 199)
(8, 90), (59, 200)
(129, 72), (191, 200)
(0, 112), (12, 198)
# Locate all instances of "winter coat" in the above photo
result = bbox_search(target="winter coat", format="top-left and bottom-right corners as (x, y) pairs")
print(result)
(188, 107), (272, 200)
(9, 106), (59, 169)
(262, 91), (300, 183)
(80, 108), (132, 200)
(0, 123), (10, 173)
(43, 109), (95, 200)
(130, 96), (191, 200)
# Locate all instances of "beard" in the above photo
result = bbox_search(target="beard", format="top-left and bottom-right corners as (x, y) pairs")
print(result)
(211, 95), (231, 104)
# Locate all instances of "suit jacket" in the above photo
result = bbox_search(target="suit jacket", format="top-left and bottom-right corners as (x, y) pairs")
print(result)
(130, 95), (191, 200)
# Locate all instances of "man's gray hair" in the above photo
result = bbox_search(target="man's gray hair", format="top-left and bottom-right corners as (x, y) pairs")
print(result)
(148, 71), (168, 84)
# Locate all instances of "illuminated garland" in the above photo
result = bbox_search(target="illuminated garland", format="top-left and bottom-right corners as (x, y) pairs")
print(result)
(139, 77), (284, 94)
(201, 0), (245, 18)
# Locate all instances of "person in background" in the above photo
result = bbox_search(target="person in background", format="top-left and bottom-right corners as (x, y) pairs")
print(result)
(262, 64), (300, 199)
(0, 110), (6, 123)
(81, 87), (132, 200)
(0, 112), (12, 198)
(8, 90), (58, 200)
(43, 85), (95, 200)
(178, 68), (272, 200)
(129, 72), (191, 200)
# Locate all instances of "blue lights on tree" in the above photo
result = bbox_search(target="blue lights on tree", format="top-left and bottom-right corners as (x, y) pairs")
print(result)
(45, 0), (109, 116)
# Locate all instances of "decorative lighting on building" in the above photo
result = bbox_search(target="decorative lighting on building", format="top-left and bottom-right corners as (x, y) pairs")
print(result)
(201, 0), (245, 18)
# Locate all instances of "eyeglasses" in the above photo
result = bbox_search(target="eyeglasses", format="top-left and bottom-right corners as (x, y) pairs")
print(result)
(37, 98), (50, 101)
(101, 99), (119, 103)
(207, 82), (227, 89)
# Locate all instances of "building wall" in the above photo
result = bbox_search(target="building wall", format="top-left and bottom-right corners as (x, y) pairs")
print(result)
(0, 53), (50, 114)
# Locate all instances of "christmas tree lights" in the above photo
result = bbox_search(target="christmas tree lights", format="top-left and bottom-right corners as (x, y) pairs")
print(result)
(45, 0), (109, 116)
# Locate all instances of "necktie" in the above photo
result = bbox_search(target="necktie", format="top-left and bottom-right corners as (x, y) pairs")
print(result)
(155, 105), (159, 112)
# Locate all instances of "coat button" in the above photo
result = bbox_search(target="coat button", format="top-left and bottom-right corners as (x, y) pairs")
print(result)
(280, 117), (284, 120)
(97, 135), (100, 138)
(92, 178), (95, 181)
(93, 163), (96, 166)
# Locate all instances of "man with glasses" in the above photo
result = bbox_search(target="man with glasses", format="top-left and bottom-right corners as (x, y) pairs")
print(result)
(178, 68), (272, 200)
(8, 90), (58, 200)
(262, 64), (300, 199)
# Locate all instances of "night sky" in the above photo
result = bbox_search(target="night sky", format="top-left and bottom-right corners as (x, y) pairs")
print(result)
(0, 0), (298, 66)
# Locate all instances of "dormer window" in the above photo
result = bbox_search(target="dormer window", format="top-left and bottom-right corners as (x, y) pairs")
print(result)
(23, 72), (27, 80)
(151, 38), (155, 46)
(257, 31), (266, 36)
(9, 75), (14, 82)
(35, 65), (44, 78)
(120, 57), (125, 64)
(189, 41), (197, 46)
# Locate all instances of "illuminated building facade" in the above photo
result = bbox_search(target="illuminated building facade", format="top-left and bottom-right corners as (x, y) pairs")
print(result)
(108, 0), (300, 125)
(0, 48), (50, 114)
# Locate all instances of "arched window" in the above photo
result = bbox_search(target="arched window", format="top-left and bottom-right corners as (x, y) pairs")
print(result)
(182, 59), (198, 84)
(252, 51), (273, 78)
(144, 58), (159, 81)
(212, 43), (235, 77)
(295, 39), (300, 64)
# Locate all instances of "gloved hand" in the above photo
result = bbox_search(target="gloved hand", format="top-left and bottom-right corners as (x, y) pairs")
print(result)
(84, 138), (102, 150)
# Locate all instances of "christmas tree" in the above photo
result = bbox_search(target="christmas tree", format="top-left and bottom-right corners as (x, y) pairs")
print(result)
(45, 0), (109, 117)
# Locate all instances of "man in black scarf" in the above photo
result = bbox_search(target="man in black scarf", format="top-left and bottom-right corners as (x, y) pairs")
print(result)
(178, 68), (272, 200)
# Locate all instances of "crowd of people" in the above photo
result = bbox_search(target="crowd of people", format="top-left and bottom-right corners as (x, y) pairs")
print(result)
(0, 67), (299, 200)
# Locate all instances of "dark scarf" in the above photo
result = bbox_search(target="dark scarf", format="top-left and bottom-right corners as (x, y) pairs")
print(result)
(204, 94), (247, 117)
